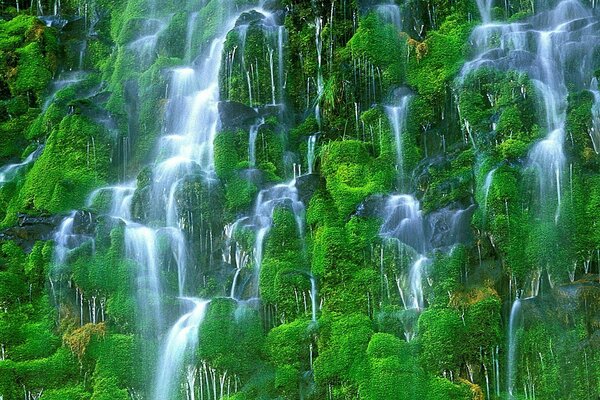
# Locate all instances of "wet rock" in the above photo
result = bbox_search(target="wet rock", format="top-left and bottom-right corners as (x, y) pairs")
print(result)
(355, 194), (386, 218)
(295, 173), (321, 205)
(71, 210), (96, 235)
(426, 203), (476, 249)
(218, 101), (259, 131)
(235, 10), (266, 27)
(0, 213), (62, 251)
(258, 104), (284, 120)
(61, 16), (87, 38)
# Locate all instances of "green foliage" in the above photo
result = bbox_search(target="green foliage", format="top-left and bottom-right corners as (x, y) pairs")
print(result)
(3, 114), (111, 224)
(321, 140), (394, 218)
(346, 13), (407, 91)
(198, 298), (264, 378)
(418, 307), (464, 373)
(313, 313), (372, 390)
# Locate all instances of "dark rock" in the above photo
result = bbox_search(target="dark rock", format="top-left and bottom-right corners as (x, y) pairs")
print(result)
(295, 173), (322, 206)
(61, 16), (87, 37)
(71, 210), (96, 235)
(218, 101), (259, 131)
(235, 10), (266, 27)
(0, 213), (62, 251)
(355, 195), (386, 218)
(258, 104), (284, 120)
(237, 168), (266, 187)
(426, 203), (476, 249)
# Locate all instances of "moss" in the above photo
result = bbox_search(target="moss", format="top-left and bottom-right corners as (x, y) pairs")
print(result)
(345, 13), (408, 93)
(313, 313), (372, 390)
(407, 14), (473, 108)
(321, 140), (394, 218)
(418, 307), (464, 373)
(198, 298), (264, 378)
(3, 114), (111, 224)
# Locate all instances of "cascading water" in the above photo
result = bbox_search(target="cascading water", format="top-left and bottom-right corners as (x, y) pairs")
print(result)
(374, 2), (402, 30)
(154, 299), (210, 400)
(462, 0), (600, 221)
(248, 118), (264, 167)
(408, 255), (429, 310)
(385, 91), (413, 189)
(126, 18), (168, 68)
(589, 77), (600, 153)
(380, 194), (475, 312)
(233, 180), (306, 298)
(476, 0), (494, 23)
(482, 167), (497, 215)
(462, 3), (600, 396)
(53, 211), (95, 265)
(507, 298), (522, 400)
(307, 134), (318, 174)
(0, 145), (43, 185)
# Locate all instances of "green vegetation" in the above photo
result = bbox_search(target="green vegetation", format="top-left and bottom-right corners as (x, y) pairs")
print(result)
(0, 0), (598, 399)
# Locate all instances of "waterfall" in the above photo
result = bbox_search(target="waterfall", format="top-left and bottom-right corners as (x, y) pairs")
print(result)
(409, 256), (429, 310)
(233, 181), (305, 298)
(249, 118), (265, 167)
(385, 92), (413, 189)
(0, 145), (44, 186)
(309, 274), (318, 322)
(589, 77), (600, 153)
(380, 195), (427, 254)
(483, 167), (497, 215)
(507, 298), (522, 399)
(124, 224), (163, 332)
(476, 0), (494, 23)
(462, 0), (600, 221)
(374, 2), (402, 31)
(307, 134), (317, 174)
(154, 299), (210, 400)
(126, 18), (167, 69)
(53, 211), (94, 265)
(315, 16), (324, 128)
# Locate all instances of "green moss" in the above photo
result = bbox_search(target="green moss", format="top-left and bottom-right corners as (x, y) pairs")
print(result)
(3, 114), (111, 224)
(345, 13), (407, 92)
(321, 140), (394, 218)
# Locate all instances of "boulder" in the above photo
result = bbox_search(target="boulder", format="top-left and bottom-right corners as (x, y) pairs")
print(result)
(218, 101), (259, 131)
(295, 173), (322, 206)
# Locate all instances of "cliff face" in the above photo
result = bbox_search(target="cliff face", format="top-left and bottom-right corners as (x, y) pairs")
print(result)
(0, 0), (599, 399)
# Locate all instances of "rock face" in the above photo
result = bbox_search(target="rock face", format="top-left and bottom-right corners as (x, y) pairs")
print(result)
(0, 211), (96, 252)
(0, 214), (63, 251)
(218, 101), (259, 132)
(295, 174), (321, 206)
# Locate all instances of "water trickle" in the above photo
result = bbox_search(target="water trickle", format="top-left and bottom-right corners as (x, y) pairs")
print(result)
(0, 145), (44, 186)
(307, 134), (318, 174)
(309, 274), (318, 322)
(249, 118), (265, 167)
(462, 0), (600, 221)
(483, 167), (497, 215)
(385, 91), (413, 189)
(374, 2), (402, 31)
(380, 195), (427, 254)
(43, 71), (88, 110)
(54, 211), (94, 265)
(315, 16), (324, 128)
(154, 298), (210, 400)
(238, 181), (306, 297)
(126, 18), (167, 68)
(589, 77), (600, 152)
(507, 298), (522, 399)
(409, 256), (429, 310)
